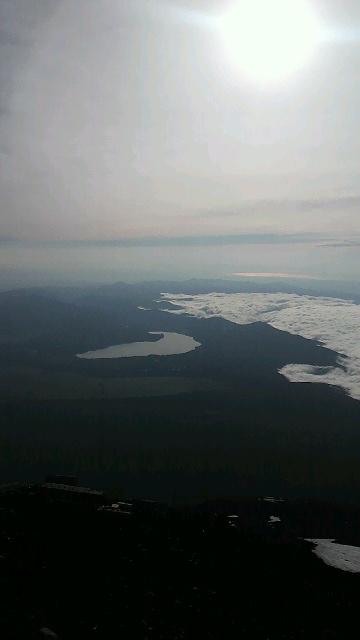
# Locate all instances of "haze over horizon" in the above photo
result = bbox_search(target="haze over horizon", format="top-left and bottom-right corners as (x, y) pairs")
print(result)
(1, 0), (360, 285)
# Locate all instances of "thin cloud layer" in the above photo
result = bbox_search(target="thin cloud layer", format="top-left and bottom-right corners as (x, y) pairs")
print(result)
(160, 292), (360, 400)
(1, 1), (360, 244)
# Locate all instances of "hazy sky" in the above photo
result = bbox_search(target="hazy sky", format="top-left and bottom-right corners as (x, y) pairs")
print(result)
(1, 0), (360, 246)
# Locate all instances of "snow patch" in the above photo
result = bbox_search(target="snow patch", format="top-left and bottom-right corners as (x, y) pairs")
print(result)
(306, 539), (360, 573)
(268, 516), (281, 524)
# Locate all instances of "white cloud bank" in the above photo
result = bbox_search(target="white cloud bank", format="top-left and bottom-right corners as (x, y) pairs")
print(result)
(160, 292), (360, 401)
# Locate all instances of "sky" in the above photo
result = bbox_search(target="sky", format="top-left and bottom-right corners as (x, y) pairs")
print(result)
(0, 0), (360, 285)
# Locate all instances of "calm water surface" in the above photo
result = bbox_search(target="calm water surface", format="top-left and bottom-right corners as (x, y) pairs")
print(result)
(77, 331), (201, 360)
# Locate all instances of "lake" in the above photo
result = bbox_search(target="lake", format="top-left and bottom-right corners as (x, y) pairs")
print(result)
(77, 331), (201, 360)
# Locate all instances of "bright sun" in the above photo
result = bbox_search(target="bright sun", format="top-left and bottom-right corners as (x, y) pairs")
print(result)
(219, 0), (320, 83)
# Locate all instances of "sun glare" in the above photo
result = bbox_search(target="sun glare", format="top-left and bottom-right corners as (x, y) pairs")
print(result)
(219, 0), (320, 83)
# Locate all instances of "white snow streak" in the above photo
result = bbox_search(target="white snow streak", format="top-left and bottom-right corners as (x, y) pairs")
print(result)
(306, 539), (360, 573)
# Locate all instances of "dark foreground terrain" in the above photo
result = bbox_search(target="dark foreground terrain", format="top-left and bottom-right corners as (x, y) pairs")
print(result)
(1, 481), (360, 639)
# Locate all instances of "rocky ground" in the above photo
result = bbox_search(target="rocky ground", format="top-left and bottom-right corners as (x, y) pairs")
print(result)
(1, 483), (360, 639)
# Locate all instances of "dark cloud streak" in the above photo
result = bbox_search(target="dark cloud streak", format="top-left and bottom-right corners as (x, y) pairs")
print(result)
(0, 232), (325, 248)
(199, 195), (360, 218)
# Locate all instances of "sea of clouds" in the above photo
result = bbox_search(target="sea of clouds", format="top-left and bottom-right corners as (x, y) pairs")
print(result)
(160, 292), (360, 401)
